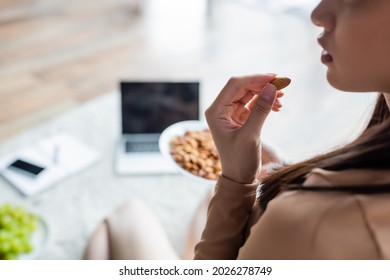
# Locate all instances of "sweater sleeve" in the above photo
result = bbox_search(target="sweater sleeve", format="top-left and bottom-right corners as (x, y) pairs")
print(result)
(194, 175), (259, 260)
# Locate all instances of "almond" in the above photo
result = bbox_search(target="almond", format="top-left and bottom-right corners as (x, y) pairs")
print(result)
(270, 77), (291, 90)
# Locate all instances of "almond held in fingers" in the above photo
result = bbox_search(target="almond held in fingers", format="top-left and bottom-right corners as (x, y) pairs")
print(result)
(270, 77), (291, 90)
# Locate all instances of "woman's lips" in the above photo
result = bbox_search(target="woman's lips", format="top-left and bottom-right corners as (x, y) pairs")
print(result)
(321, 49), (333, 64)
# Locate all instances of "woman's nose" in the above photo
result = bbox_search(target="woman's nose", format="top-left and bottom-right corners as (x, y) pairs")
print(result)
(311, 1), (335, 32)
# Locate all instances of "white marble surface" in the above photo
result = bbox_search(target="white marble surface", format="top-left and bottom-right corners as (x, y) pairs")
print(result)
(0, 93), (212, 259)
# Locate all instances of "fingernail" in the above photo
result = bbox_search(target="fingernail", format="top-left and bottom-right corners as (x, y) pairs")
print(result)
(261, 84), (277, 102)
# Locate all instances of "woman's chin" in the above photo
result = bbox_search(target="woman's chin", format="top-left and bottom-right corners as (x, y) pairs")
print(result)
(326, 72), (360, 92)
(326, 71), (383, 93)
(326, 72), (346, 91)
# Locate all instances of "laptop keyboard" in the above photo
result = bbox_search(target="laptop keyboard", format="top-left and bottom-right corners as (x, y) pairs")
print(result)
(125, 141), (160, 153)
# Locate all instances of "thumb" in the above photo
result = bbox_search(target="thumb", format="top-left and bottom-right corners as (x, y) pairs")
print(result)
(242, 83), (277, 135)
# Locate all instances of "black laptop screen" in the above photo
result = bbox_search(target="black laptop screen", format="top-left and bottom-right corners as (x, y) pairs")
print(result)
(121, 82), (200, 134)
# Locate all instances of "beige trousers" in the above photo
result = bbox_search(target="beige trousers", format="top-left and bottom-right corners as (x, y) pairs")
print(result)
(84, 192), (211, 260)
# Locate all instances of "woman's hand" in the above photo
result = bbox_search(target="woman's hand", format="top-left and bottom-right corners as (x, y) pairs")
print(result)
(205, 74), (283, 184)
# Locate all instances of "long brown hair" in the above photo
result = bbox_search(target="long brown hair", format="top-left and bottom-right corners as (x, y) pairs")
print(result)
(259, 94), (390, 210)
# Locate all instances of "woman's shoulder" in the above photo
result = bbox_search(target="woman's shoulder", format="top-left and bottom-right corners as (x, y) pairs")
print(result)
(247, 181), (390, 259)
(270, 167), (390, 221)
(301, 168), (390, 188)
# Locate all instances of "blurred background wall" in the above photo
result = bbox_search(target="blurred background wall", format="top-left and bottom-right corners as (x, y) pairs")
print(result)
(0, 0), (376, 162)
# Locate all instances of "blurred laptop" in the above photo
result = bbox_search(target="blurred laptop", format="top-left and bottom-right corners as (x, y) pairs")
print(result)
(114, 81), (200, 175)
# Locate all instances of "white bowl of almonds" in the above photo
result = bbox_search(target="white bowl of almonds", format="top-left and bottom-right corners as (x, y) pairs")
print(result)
(159, 120), (221, 184)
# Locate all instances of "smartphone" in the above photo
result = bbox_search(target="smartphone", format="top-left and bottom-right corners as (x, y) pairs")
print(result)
(7, 159), (45, 177)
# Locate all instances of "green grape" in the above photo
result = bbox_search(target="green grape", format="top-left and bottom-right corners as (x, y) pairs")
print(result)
(3, 252), (18, 260)
(0, 204), (38, 260)
(0, 229), (8, 242)
(3, 204), (13, 213)
(0, 214), (12, 229)
(24, 242), (33, 253)
(0, 240), (11, 253)
(19, 238), (32, 253)
(10, 239), (23, 254)
(13, 207), (25, 219)
(15, 228), (29, 238)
